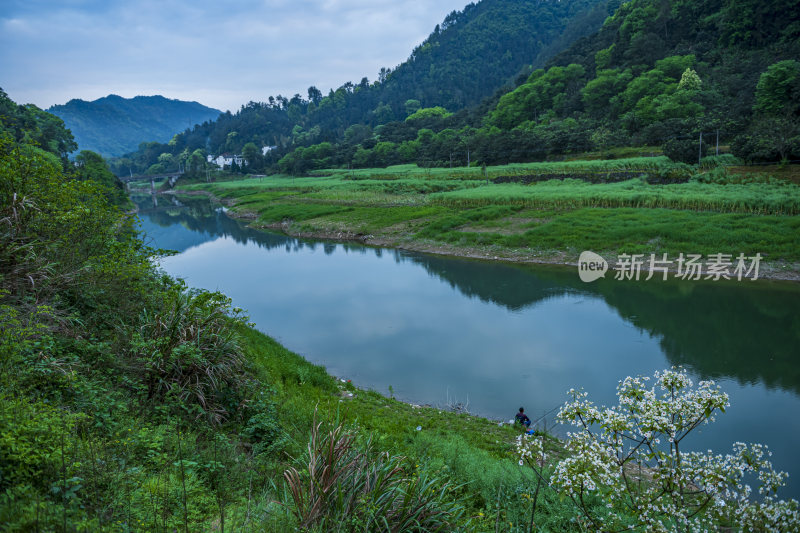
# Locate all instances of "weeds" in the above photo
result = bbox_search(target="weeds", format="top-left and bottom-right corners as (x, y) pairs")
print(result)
(283, 416), (467, 532)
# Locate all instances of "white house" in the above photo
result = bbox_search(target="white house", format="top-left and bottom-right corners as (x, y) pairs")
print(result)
(208, 153), (246, 169)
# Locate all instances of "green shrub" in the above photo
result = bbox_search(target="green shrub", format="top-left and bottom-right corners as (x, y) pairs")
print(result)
(128, 287), (249, 425)
(663, 138), (705, 164)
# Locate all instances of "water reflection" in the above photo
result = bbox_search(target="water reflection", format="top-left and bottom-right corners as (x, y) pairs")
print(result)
(409, 255), (800, 395)
(135, 194), (800, 396)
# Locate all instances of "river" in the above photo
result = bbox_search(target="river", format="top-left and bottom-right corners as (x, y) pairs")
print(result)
(135, 195), (800, 497)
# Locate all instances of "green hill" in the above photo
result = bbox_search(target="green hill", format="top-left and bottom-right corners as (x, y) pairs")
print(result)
(48, 94), (221, 157)
(112, 0), (800, 177)
(111, 0), (609, 175)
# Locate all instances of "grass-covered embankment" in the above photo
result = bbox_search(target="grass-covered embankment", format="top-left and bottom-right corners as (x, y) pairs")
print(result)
(176, 157), (800, 277)
(0, 139), (580, 531)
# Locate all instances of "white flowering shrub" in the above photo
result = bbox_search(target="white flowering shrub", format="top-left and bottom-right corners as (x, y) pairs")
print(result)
(517, 368), (799, 532)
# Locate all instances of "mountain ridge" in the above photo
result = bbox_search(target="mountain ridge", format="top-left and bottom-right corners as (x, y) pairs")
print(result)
(49, 94), (222, 157)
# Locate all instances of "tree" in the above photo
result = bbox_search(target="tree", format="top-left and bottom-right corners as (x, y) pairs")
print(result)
(663, 138), (705, 164)
(0, 89), (76, 164)
(307, 86), (322, 105)
(678, 67), (702, 91)
(404, 99), (422, 117)
(519, 368), (799, 531)
(74, 150), (130, 208)
(187, 149), (206, 176)
(755, 60), (800, 116)
(241, 142), (260, 169)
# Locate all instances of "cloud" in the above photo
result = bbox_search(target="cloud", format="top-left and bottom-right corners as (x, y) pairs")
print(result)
(0, 0), (467, 111)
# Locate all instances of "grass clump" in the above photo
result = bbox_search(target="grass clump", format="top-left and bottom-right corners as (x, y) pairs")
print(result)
(284, 417), (466, 532)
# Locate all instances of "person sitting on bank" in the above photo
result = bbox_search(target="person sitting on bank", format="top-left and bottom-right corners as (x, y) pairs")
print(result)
(515, 407), (531, 427)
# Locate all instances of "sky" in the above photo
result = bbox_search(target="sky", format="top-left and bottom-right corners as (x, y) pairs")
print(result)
(0, 0), (469, 112)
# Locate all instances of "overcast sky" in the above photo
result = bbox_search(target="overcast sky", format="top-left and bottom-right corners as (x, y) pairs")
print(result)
(1, 0), (469, 112)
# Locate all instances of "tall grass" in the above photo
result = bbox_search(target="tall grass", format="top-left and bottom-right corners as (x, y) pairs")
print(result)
(283, 417), (467, 532)
(430, 179), (800, 215)
(319, 157), (686, 181)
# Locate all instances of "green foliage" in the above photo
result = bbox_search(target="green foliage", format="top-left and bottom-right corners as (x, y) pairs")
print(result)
(490, 64), (586, 129)
(73, 149), (132, 208)
(0, 397), (84, 490)
(404, 99), (422, 117)
(128, 287), (248, 426)
(733, 117), (800, 163)
(0, 87), (77, 163)
(663, 138), (703, 164)
(755, 60), (800, 116)
(405, 106), (452, 123)
(0, 111), (270, 531)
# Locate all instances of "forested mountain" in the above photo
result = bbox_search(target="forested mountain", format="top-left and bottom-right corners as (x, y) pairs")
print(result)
(49, 95), (221, 157)
(110, 0), (609, 176)
(112, 0), (800, 177)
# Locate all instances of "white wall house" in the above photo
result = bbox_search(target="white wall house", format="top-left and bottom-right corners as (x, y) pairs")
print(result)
(208, 153), (246, 169)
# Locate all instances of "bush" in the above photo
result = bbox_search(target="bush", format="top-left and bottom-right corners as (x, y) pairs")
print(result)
(128, 287), (249, 425)
(663, 138), (705, 164)
(731, 133), (779, 163)
(518, 368), (800, 531)
(241, 393), (284, 454)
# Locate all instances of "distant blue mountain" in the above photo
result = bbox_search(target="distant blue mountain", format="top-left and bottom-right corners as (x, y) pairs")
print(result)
(49, 94), (221, 157)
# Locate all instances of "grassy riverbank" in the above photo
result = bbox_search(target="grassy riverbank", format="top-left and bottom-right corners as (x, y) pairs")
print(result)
(238, 326), (576, 531)
(176, 158), (800, 279)
(2, 142), (581, 531)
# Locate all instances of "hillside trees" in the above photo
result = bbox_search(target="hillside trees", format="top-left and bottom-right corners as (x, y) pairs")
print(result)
(73, 150), (131, 208)
(1, 88), (77, 165)
(733, 60), (800, 163)
(110, 0), (800, 175)
(110, 0), (608, 175)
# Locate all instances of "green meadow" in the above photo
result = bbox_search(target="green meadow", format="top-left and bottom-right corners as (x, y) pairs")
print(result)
(179, 158), (800, 268)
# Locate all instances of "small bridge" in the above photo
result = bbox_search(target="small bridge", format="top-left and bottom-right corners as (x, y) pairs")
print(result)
(120, 171), (184, 183)
(122, 172), (184, 193)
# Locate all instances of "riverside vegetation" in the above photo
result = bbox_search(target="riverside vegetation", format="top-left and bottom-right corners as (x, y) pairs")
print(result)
(175, 156), (800, 277)
(3, 93), (799, 531)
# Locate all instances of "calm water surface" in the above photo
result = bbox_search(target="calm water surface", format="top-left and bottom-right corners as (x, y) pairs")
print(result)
(137, 196), (800, 496)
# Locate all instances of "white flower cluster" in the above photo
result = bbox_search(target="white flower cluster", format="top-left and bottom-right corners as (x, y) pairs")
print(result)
(518, 367), (799, 532)
(516, 432), (546, 466)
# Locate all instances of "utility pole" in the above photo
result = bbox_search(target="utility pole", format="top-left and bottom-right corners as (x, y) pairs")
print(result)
(698, 132), (703, 165)
(716, 129), (719, 156)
